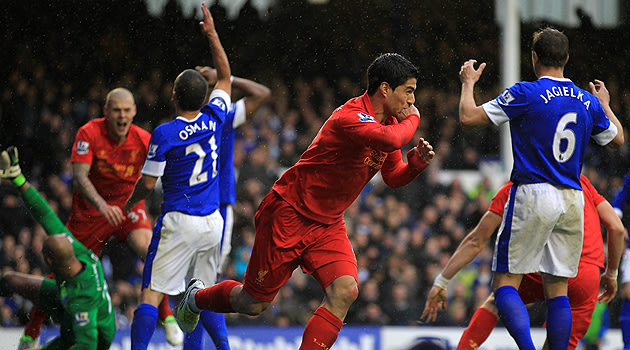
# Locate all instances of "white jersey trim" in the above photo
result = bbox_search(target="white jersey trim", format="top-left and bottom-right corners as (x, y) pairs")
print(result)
(232, 99), (246, 128)
(141, 159), (166, 177)
(592, 122), (618, 146)
(210, 88), (232, 108)
(482, 100), (509, 126)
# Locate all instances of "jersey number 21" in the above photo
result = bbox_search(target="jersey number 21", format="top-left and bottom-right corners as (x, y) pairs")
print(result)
(185, 136), (218, 186)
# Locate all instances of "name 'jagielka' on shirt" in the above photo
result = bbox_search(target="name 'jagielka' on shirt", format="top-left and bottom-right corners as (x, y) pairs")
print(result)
(538, 86), (590, 109)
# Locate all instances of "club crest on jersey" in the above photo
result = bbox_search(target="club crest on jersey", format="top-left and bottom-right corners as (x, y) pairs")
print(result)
(357, 112), (376, 123)
(76, 141), (89, 155)
(498, 90), (515, 105)
(75, 312), (90, 326)
(147, 144), (159, 158)
(211, 97), (226, 112)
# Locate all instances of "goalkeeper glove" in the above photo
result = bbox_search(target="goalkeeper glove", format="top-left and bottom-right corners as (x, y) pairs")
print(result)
(0, 146), (26, 187)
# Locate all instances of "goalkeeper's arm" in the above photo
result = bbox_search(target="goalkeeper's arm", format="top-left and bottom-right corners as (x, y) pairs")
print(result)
(0, 147), (71, 237)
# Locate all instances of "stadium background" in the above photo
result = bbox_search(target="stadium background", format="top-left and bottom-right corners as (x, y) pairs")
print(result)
(2, 0), (630, 348)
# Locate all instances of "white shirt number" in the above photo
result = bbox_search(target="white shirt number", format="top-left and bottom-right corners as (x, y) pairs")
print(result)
(553, 112), (577, 163)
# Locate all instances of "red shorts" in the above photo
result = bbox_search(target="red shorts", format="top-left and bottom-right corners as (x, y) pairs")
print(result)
(243, 191), (358, 302)
(518, 262), (600, 350)
(66, 201), (152, 256)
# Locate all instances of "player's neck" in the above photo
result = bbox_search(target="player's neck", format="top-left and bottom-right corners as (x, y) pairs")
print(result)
(536, 66), (564, 79)
(177, 110), (200, 120)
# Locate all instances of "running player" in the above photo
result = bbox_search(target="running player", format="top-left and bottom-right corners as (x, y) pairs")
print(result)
(0, 146), (116, 350)
(421, 175), (624, 350)
(124, 3), (231, 349)
(176, 52), (434, 350)
(458, 27), (623, 349)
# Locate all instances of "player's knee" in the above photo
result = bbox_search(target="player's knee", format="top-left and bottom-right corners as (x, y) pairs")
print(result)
(332, 277), (359, 307)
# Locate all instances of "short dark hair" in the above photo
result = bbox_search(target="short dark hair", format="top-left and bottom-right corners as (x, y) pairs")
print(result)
(174, 69), (209, 111)
(366, 53), (419, 95)
(531, 27), (569, 68)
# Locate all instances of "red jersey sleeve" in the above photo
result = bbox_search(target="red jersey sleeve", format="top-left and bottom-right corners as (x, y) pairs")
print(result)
(342, 113), (420, 153)
(488, 182), (513, 216)
(580, 175), (605, 207)
(380, 149), (422, 188)
(71, 124), (96, 166)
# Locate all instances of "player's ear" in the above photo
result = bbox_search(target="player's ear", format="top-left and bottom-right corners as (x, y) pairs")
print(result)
(379, 82), (390, 97)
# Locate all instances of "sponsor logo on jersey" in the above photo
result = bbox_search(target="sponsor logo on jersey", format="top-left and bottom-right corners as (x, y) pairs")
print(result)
(148, 144), (159, 158)
(357, 112), (376, 123)
(75, 312), (90, 326)
(211, 97), (227, 112)
(76, 141), (89, 155)
(498, 90), (515, 105)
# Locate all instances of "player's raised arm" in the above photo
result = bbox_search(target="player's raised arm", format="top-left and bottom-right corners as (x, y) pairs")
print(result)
(199, 3), (231, 96)
(195, 66), (271, 116)
(458, 59), (491, 128)
(589, 79), (624, 149)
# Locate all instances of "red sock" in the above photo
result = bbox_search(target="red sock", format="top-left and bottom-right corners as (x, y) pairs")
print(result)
(158, 294), (172, 321)
(24, 306), (47, 339)
(457, 307), (498, 350)
(299, 307), (343, 350)
(194, 280), (241, 313)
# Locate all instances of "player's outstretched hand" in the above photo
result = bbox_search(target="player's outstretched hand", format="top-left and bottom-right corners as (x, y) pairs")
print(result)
(598, 273), (618, 303)
(0, 146), (23, 179)
(589, 79), (611, 106)
(420, 285), (448, 323)
(195, 66), (218, 86)
(459, 59), (486, 85)
(199, 2), (217, 37)
(407, 138), (434, 172)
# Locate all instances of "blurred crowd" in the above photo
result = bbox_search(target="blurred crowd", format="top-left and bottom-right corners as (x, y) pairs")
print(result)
(2, 0), (630, 332)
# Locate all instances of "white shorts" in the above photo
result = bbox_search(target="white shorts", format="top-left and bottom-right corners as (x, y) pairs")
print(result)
(147, 210), (224, 295)
(621, 248), (630, 284)
(492, 182), (584, 277)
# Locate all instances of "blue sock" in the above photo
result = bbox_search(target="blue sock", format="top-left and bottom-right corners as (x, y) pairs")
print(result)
(183, 321), (205, 350)
(201, 310), (230, 350)
(621, 299), (630, 349)
(131, 303), (158, 350)
(546, 296), (571, 350)
(495, 286), (535, 350)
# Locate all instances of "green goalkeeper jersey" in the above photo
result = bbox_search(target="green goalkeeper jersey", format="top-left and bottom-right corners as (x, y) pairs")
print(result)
(22, 186), (115, 350)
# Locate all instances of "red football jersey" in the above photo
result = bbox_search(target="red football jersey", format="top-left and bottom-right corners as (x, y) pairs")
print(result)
(69, 118), (151, 218)
(488, 175), (605, 268)
(273, 92), (420, 225)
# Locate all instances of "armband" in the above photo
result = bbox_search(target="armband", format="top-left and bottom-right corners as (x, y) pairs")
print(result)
(606, 269), (618, 280)
(433, 273), (450, 289)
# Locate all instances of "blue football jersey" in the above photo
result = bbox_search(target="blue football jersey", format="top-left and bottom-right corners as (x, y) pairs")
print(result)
(483, 77), (617, 190)
(218, 99), (246, 206)
(611, 170), (630, 248)
(142, 89), (231, 216)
